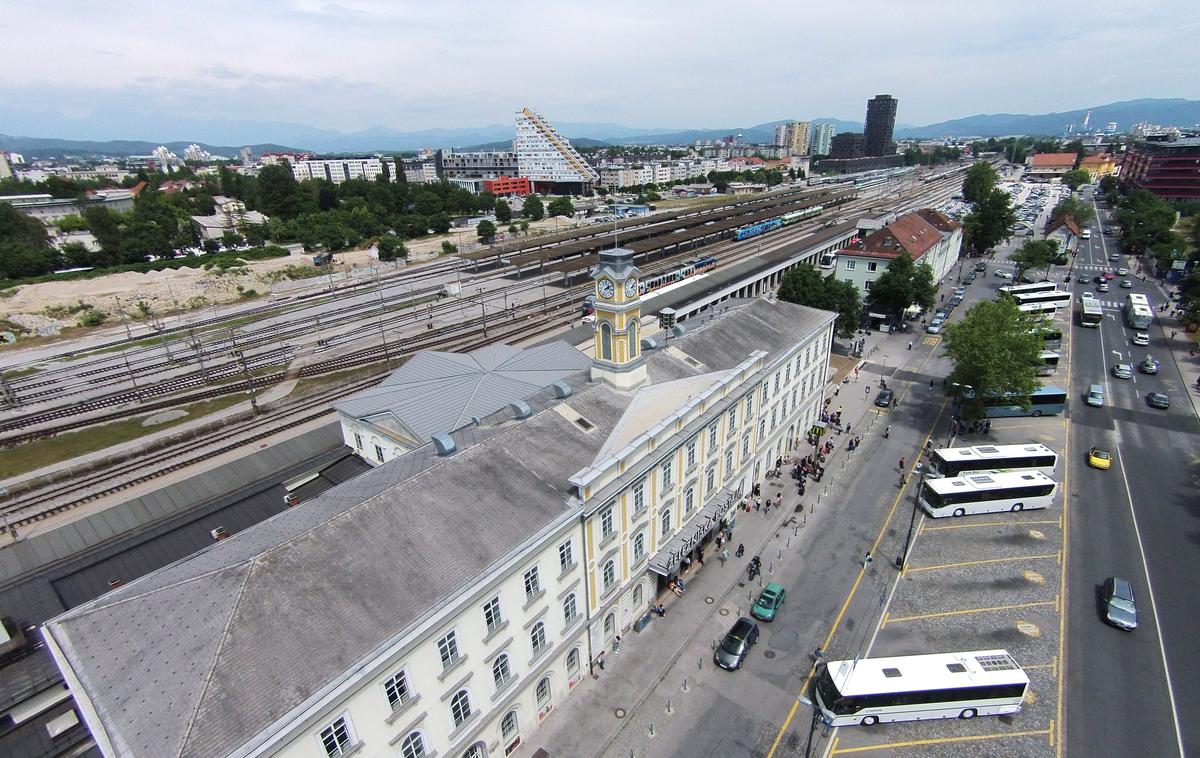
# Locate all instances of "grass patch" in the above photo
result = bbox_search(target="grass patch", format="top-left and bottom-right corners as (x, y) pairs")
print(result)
(291, 363), (390, 397)
(2, 366), (41, 379)
(0, 393), (247, 480)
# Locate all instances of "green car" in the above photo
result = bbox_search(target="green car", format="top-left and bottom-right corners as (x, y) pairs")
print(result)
(751, 582), (787, 621)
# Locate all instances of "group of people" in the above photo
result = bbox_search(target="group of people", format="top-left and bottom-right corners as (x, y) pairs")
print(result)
(952, 418), (991, 435)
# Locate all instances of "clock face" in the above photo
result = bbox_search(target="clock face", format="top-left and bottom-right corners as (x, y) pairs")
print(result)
(624, 278), (638, 298)
(598, 278), (615, 299)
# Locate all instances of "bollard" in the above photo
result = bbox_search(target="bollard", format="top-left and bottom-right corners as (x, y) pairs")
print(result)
(683, 677), (690, 692)
(698, 657), (703, 670)
(666, 699), (673, 714)
(787, 537), (791, 547)
(803, 513), (808, 526)
(649, 722), (656, 738)
(778, 548), (783, 560)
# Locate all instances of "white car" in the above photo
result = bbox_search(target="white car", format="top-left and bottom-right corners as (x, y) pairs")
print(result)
(994, 270), (1013, 279)
(1098, 282), (1110, 292)
(1132, 332), (1150, 346)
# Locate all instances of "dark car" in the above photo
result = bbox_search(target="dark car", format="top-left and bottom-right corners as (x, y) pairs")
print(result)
(714, 617), (760, 670)
(1102, 576), (1138, 630)
(874, 388), (895, 407)
(1094, 274), (1105, 284)
(1147, 392), (1170, 409)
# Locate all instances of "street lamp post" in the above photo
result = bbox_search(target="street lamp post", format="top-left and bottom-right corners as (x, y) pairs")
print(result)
(895, 464), (927, 570)
(478, 287), (488, 336)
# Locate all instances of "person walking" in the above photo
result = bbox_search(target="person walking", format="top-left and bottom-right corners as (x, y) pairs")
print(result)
(884, 425), (891, 438)
(863, 551), (873, 567)
(721, 547), (729, 566)
(736, 543), (745, 558)
(898, 457), (905, 470)
(908, 341), (913, 351)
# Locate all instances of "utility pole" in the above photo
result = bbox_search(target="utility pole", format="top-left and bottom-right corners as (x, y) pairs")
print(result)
(188, 327), (208, 378)
(895, 465), (926, 570)
(376, 268), (392, 368)
(478, 287), (488, 336)
(121, 348), (143, 401)
(229, 328), (259, 415)
(113, 295), (134, 341)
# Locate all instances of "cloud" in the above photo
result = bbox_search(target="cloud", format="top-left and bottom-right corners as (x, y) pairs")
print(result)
(0, 0), (1196, 137)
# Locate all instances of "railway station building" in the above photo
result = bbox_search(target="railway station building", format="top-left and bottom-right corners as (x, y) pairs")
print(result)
(43, 248), (836, 758)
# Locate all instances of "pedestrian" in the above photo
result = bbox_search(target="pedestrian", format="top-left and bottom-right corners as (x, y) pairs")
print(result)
(597, 651), (607, 670)
(736, 543), (745, 558)
(908, 341), (912, 351)
(1171, 330), (1177, 339)
(899, 457), (905, 470)
(884, 425), (891, 438)
(835, 387), (840, 397)
(696, 550), (704, 565)
(929, 379), (934, 389)
(864, 386), (870, 399)
(613, 635), (621, 652)
(891, 397), (898, 409)
(846, 424), (852, 435)
(721, 547), (729, 566)
(754, 497), (761, 511)
(863, 551), (873, 567)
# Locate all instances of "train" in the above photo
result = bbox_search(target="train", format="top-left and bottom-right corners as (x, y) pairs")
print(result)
(780, 205), (824, 224)
(638, 256), (719, 296)
(735, 218), (784, 241)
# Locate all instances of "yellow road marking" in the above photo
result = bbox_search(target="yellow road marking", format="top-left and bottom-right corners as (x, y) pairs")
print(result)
(883, 597), (1058, 626)
(904, 552), (1059, 573)
(921, 518), (1059, 531)
(829, 726), (1055, 754)
(1057, 323), (1074, 758)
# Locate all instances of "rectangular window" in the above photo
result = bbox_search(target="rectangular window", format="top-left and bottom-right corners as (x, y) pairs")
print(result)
(437, 631), (460, 670)
(483, 597), (503, 634)
(383, 670), (410, 711)
(771, 408), (778, 431)
(785, 364), (791, 384)
(727, 409), (736, 434)
(845, 259), (856, 270)
(319, 715), (355, 757)
(724, 449), (733, 474)
(633, 479), (645, 512)
(601, 504), (615, 539)
(867, 261), (878, 272)
(865, 280), (873, 291)
(745, 394), (754, 419)
(706, 467), (716, 492)
(686, 439), (697, 469)
(773, 373), (781, 395)
(758, 418), (767, 441)
(558, 540), (574, 572)
(661, 459), (673, 489)
(353, 432), (362, 450)
(761, 384), (769, 404)
(523, 567), (541, 599)
(708, 423), (718, 451)
(374, 444), (384, 463)
(791, 388), (798, 408)
(795, 354), (802, 375)
(742, 434), (751, 458)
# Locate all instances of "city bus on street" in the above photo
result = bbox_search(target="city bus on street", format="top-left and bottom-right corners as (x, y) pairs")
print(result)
(1009, 289), (1073, 311)
(1080, 298), (1103, 327)
(967, 385), (1067, 417)
(1000, 282), (1058, 297)
(813, 649), (1030, 726)
(1124, 293), (1153, 329)
(917, 470), (1057, 517)
(926, 443), (1059, 479)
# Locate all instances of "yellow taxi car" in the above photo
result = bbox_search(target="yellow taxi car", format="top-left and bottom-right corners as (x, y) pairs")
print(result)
(1088, 447), (1112, 470)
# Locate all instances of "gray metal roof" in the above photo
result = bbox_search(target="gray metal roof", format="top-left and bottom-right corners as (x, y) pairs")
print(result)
(332, 341), (592, 443)
(45, 299), (836, 758)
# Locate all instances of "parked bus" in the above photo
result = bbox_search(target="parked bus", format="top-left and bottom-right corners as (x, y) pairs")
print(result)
(819, 251), (838, 270)
(1000, 282), (1058, 297)
(1009, 290), (1073, 310)
(917, 470), (1057, 518)
(927, 443), (1059, 479)
(813, 650), (1030, 726)
(1035, 350), (1060, 376)
(964, 385), (1068, 417)
(1080, 298), (1103, 327)
(1124, 293), (1154, 329)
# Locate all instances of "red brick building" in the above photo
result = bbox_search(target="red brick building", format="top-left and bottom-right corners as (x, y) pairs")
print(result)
(1120, 138), (1200, 202)
(483, 176), (532, 197)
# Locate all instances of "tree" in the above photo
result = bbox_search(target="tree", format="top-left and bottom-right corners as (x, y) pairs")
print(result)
(441, 241), (458, 255)
(428, 212), (452, 235)
(519, 221), (529, 234)
(823, 278), (865, 338)
(1060, 169), (1091, 190)
(495, 199), (513, 223)
(548, 196), (575, 218)
(221, 230), (245, 249)
(961, 162), (999, 205)
(1050, 196), (1094, 227)
(476, 219), (497, 244)
(376, 235), (406, 261)
(476, 191), (496, 214)
(257, 164), (306, 219)
(522, 194), (545, 221)
(868, 251), (934, 320)
(962, 187), (1018, 256)
(202, 238), (221, 254)
(1008, 239), (1058, 279)
(777, 264), (863, 338)
(941, 299), (1046, 420)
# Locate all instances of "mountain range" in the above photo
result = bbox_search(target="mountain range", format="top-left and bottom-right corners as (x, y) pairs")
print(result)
(1, 99), (1196, 159)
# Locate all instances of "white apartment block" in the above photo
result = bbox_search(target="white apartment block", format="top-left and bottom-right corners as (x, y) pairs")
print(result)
(44, 248), (836, 758)
(597, 159), (727, 190)
(293, 158), (389, 184)
(514, 107), (599, 186)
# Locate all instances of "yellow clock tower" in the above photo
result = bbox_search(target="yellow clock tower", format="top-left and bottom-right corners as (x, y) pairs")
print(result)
(590, 247), (647, 388)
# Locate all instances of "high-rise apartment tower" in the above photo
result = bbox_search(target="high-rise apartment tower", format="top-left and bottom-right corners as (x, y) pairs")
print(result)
(864, 94), (898, 157)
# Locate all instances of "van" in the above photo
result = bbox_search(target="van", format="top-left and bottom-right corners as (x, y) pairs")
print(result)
(1081, 229), (1092, 240)
(1086, 384), (1104, 407)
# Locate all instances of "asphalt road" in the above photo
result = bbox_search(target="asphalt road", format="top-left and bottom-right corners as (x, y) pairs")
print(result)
(1063, 197), (1197, 758)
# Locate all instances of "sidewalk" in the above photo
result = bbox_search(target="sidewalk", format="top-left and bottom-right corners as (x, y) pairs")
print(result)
(518, 360), (890, 758)
(1146, 277), (1200, 421)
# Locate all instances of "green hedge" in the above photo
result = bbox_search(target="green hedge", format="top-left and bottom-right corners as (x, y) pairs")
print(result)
(0, 245), (292, 290)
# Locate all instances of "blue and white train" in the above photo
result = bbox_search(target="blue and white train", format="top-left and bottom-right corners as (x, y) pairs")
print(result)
(734, 218), (784, 241)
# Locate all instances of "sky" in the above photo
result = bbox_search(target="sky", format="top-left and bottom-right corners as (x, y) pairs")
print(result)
(1, 0), (1198, 142)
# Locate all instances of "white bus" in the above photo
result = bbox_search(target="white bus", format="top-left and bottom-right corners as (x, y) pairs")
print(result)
(917, 470), (1057, 517)
(1124, 293), (1153, 329)
(1017, 301), (1062, 315)
(926, 443), (1059, 479)
(1009, 290), (1073, 310)
(818, 251), (837, 270)
(1035, 350), (1060, 376)
(999, 282), (1058, 296)
(813, 649), (1030, 727)
(1080, 298), (1103, 327)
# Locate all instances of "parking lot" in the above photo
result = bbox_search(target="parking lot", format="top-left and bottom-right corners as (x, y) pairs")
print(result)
(824, 308), (1073, 758)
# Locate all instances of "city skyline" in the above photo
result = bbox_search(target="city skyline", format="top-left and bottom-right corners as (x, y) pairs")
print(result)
(1, 0), (1196, 141)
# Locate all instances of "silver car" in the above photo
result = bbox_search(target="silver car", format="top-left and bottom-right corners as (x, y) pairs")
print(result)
(1112, 363), (1133, 379)
(1102, 576), (1138, 631)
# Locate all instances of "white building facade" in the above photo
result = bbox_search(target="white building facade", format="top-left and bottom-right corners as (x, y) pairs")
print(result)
(514, 107), (599, 187)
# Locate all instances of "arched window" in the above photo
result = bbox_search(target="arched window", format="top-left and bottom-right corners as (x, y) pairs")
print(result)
(450, 689), (472, 728)
(400, 732), (427, 758)
(600, 322), (613, 361)
(633, 583), (643, 608)
(501, 710), (520, 741)
(492, 654), (513, 689)
(461, 744), (485, 758)
(566, 647), (581, 675)
(530, 622), (548, 655)
(632, 532), (645, 562)
(604, 612), (616, 638)
(660, 507), (671, 536)
(627, 320), (639, 359)
(562, 593), (578, 625)
(602, 559), (616, 590)
(536, 676), (553, 708)
(684, 487), (695, 513)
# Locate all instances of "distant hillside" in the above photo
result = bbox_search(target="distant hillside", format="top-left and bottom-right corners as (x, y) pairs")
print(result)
(896, 98), (1200, 138)
(608, 118), (863, 146)
(0, 135), (301, 160)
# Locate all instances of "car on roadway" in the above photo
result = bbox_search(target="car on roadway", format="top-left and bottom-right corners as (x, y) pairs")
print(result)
(963, 273), (976, 284)
(1132, 332), (1150, 346)
(1147, 392), (1170, 410)
(875, 388), (895, 407)
(1108, 252), (1121, 261)
(1081, 291), (1095, 302)
(1139, 355), (1159, 374)
(1101, 576), (1139, 631)
(1077, 274), (1091, 282)
(751, 583), (787, 622)
(1088, 447), (1112, 470)
(1103, 271), (1116, 280)
(1116, 267), (1129, 275)
(975, 262), (987, 272)
(994, 270), (1013, 279)
(1112, 363), (1133, 379)
(1098, 282), (1110, 293)
(714, 617), (760, 671)
(926, 321), (943, 334)
(1120, 279), (1133, 288)
(1086, 384), (1105, 407)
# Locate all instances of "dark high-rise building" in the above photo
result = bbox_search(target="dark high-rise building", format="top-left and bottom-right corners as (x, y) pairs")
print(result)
(830, 132), (866, 160)
(864, 94), (898, 157)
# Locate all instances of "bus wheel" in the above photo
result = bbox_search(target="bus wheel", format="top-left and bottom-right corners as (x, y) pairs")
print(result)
(1032, 410), (1042, 417)
(959, 708), (977, 719)
(953, 508), (966, 517)
(1011, 503), (1024, 512)
(861, 715), (879, 726)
